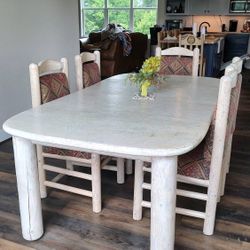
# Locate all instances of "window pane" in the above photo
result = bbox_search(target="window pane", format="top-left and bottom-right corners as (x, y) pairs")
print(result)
(134, 0), (157, 8)
(134, 9), (156, 34)
(108, 10), (129, 30)
(82, 0), (104, 8)
(108, 0), (130, 8)
(84, 10), (104, 35)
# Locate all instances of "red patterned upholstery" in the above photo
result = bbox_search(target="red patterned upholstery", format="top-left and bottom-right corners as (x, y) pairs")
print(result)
(82, 62), (101, 87)
(143, 76), (242, 181)
(159, 56), (193, 76)
(178, 141), (211, 180)
(40, 73), (70, 104)
(178, 110), (216, 180)
(40, 72), (91, 160)
(43, 146), (91, 159)
(227, 74), (242, 134)
(143, 110), (216, 180)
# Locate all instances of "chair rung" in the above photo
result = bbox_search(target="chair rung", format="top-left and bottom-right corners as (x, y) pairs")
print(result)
(140, 201), (205, 219)
(177, 189), (208, 201)
(42, 152), (91, 164)
(51, 173), (64, 183)
(101, 156), (112, 167)
(44, 164), (92, 180)
(102, 165), (117, 171)
(177, 174), (209, 187)
(142, 200), (151, 208)
(71, 162), (91, 167)
(143, 166), (151, 172)
(176, 207), (205, 219)
(44, 181), (93, 197)
(142, 183), (151, 190)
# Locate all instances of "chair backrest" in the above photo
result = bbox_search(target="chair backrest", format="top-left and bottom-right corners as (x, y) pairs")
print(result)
(225, 57), (243, 134)
(155, 46), (199, 76)
(179, 34), (205, 76)
(206, 65), (238, 178)
(29, 58), (69, 108)
(75, 51), (101, 90)
(193, 59), (242, 173)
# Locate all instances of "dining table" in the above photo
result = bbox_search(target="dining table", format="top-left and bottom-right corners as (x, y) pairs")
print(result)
(3, 74), (220, 250)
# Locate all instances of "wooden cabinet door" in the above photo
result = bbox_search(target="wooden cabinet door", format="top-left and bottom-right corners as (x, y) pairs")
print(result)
(188, 0), (209, 14)
(188, 0), (229, 15)
(208, 0), (229, 15)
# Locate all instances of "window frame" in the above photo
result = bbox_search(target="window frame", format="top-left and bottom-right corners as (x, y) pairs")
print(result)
(79, 0), (158, 37)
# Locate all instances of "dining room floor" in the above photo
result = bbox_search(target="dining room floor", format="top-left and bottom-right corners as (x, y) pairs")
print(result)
(0, 70), (250, 250)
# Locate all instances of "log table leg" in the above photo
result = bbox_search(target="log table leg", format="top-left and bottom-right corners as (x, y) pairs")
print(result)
(126, 159), (133, 175)
(12, 136), (43, 241)
(151, 156), (177, 250)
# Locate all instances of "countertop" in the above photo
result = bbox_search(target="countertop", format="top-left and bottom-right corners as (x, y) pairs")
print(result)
(180, 31), (250, 44)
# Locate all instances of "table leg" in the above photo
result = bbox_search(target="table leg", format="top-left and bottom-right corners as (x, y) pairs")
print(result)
(12, 136), (43, 241)
(126, 159), (133, 175)
(151, 156), (177, 250)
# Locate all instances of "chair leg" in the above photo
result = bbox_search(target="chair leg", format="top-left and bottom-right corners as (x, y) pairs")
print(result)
(117, 158), (125, 184)
(126, 159), (133, 175)
(91, 153), (101, 213)
(202, 61), (206, 76)
(66, 160), (74, 171)
(36, 145), (47, 198)
(219, 169), (227, 199)
(133, 160), (144, 220)
(220, 135), (233, 197)
(204, 174), (221, 235)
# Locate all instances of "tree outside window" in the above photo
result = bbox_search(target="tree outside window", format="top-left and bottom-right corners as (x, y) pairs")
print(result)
(80, 0), (158, 36)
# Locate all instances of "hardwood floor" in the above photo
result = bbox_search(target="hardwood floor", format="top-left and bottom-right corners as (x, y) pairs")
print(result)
(1, 70), (250, 249)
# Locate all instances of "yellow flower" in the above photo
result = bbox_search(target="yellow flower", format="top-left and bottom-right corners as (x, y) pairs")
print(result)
(129, 56), (161, 95)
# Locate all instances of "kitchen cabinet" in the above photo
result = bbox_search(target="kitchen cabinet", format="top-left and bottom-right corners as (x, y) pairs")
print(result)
(204, 43), (221, 77)
(166, 0), (189, 15)
(188, 0), (229, 15)
(223, 34), (249, 62)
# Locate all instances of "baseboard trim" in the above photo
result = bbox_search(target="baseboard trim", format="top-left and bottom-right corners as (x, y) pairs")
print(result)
(0, 130), (10, 143)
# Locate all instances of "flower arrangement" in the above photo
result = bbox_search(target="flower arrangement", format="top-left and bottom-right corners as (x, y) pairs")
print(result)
(129, 56), (161, 97)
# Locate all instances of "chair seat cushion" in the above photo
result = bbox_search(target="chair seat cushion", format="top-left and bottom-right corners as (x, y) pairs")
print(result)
(39, 72), (70, 103)
(159, 56), (193, 76)
(178, 140), (210, 180)
(82, 62), (101, 87)
(143, 120), (214, 180)
(43, 146), (91, 159)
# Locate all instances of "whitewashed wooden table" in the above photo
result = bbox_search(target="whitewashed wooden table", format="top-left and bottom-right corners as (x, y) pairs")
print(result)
(3, 74), (220, 250)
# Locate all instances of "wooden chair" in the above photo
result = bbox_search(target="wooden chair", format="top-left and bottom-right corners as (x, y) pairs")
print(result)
(74, 52), (127, 181)
(133, 62), (241, 235)
(157, 30), (179, 49)
(29, 58), (124, 214)
(220, 57), (243, 197)
(155, 46), (199, 77)
(75, 51), (101, 90)
(179, 34), (205, 76)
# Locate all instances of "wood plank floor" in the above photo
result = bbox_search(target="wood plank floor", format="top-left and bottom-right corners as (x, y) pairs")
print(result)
(1, 69), (250, 249)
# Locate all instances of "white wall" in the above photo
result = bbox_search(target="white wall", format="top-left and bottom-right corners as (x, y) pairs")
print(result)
(0, 0), (79, 142)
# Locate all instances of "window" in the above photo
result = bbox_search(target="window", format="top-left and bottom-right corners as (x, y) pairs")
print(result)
(80, 0), (158, 37)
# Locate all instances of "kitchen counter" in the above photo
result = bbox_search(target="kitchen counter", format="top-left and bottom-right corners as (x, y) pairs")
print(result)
(204, 36), (221, 44)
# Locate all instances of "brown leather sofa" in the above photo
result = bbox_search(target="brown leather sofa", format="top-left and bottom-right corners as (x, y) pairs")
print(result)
(80, 32), (148, 79)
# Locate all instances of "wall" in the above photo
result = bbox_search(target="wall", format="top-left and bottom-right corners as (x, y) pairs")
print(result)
(184, 16), (248, 32)
(0, 0), (79, 142)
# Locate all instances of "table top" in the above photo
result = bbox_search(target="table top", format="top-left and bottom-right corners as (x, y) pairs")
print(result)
(3, 74), (220, 158)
